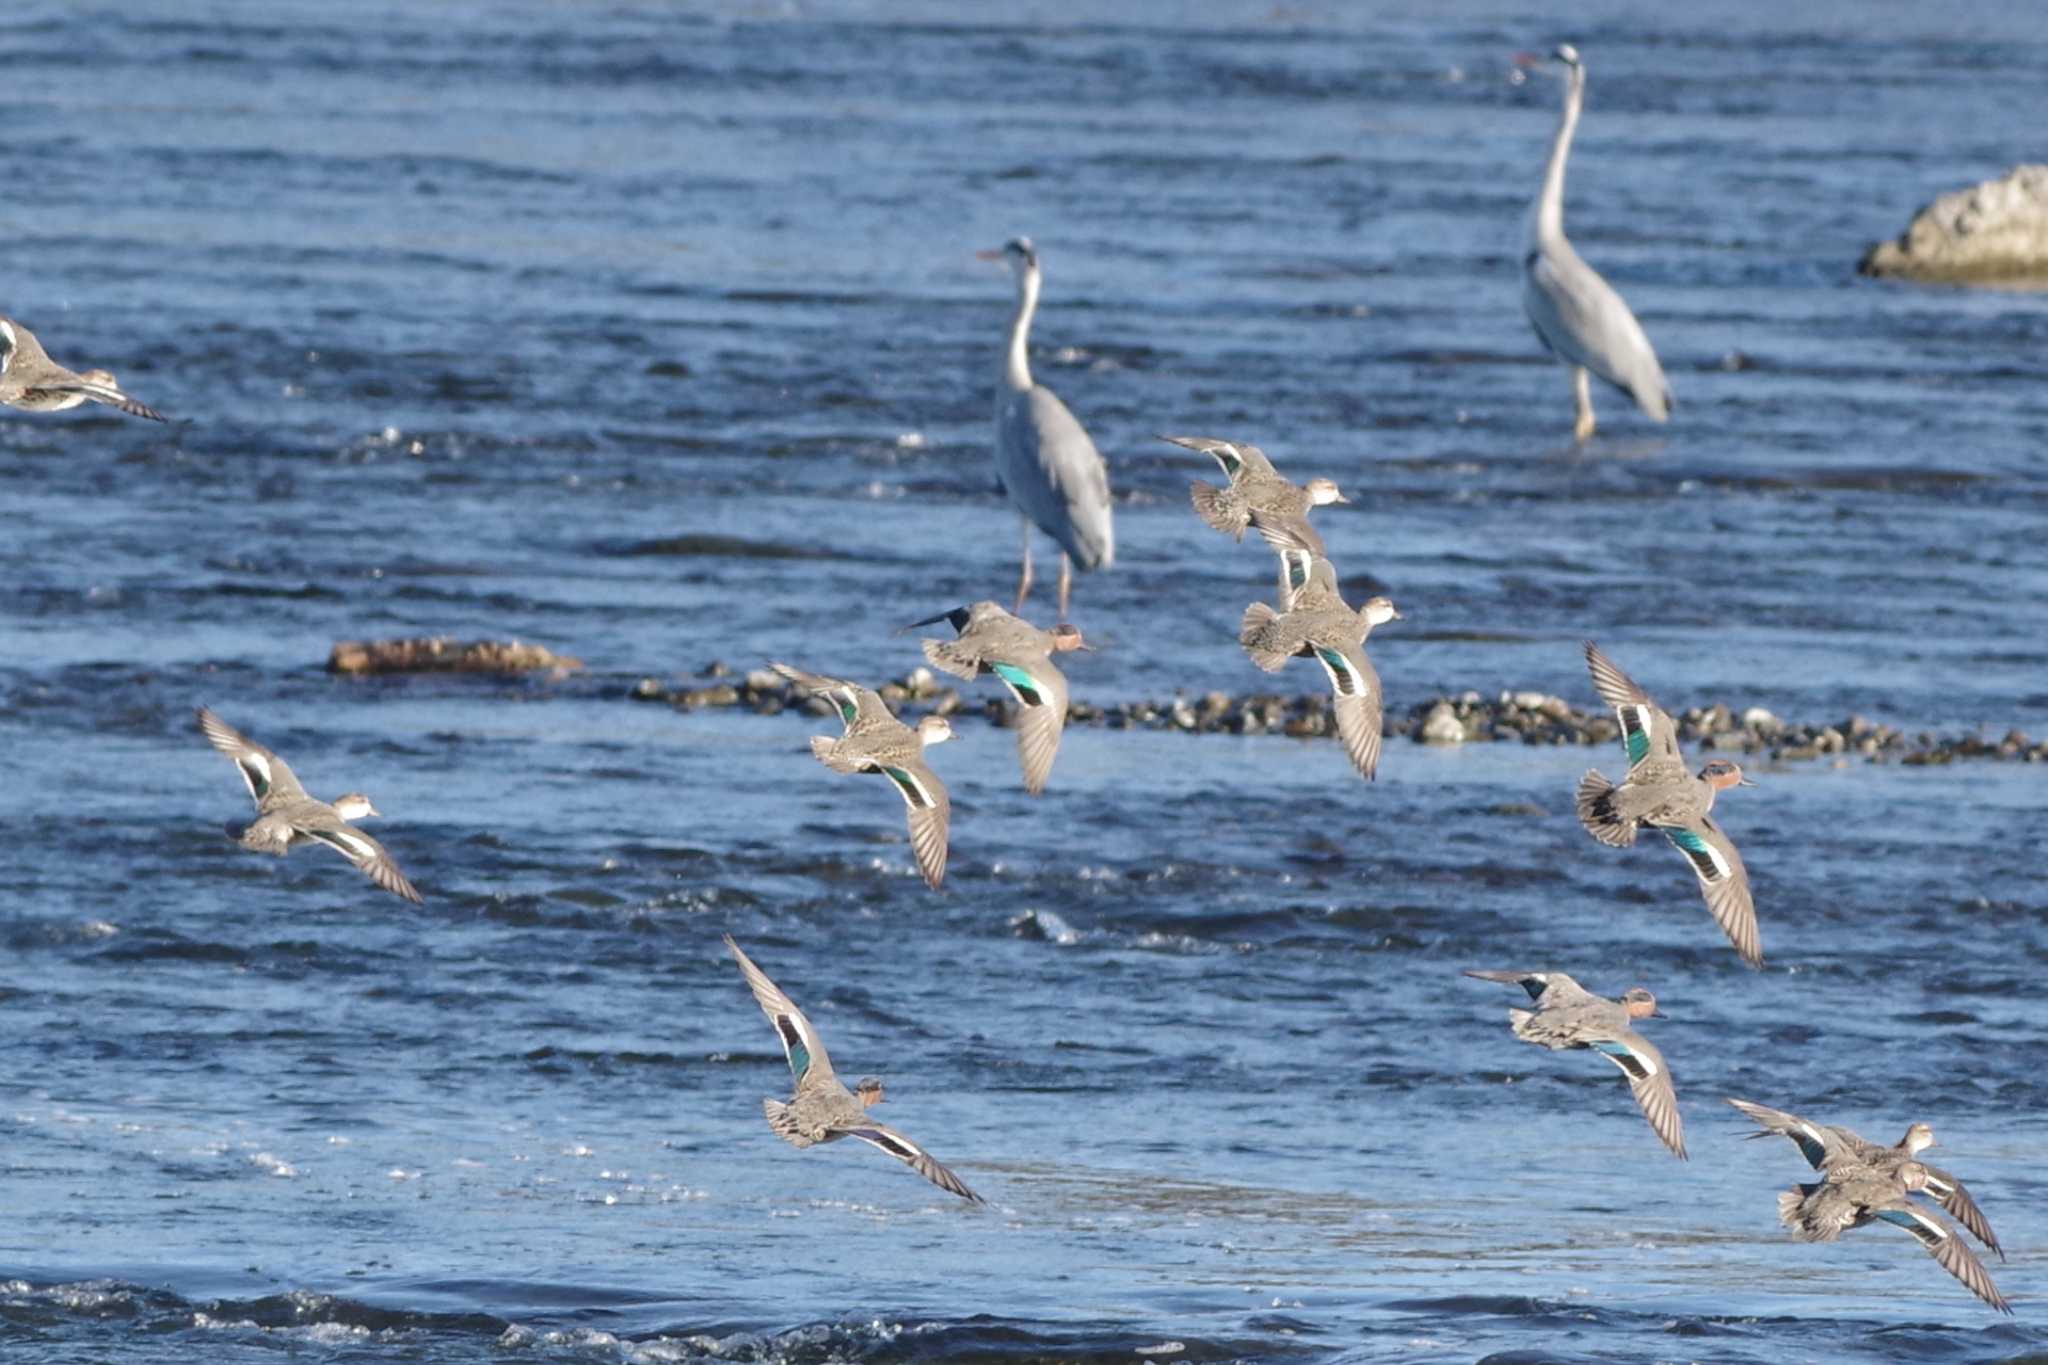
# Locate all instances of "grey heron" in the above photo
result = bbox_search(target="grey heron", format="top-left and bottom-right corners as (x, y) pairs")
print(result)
(977, 237), (1114, 617)
(1520, 44), (1671, 442)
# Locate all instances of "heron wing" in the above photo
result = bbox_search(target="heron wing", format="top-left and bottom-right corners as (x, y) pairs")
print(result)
(1523, 248), (1670, 418)
(997, 386), (1114, 569)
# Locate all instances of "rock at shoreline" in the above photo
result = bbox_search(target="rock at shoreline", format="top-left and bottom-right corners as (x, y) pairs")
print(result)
(1860, 165), (2048, 285)
(629, 664), (2047, 767)
(329, 637), (583, 676)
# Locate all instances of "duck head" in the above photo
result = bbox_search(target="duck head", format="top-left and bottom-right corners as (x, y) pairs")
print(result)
(855, 1076), (887, 1108)
(332, 793), (382, 820)
(1361, 596), (1402, 627)
(1900, 1122), (1936, 1155)
(1698, 759), (1755, 790)
(1896, 1160), (1931, 1193)
(1621, 987), (1665, 1020)
(1304, 477), (1349, 507)
(1049, 623), (1091, 652)
(917, 715), (956, 747)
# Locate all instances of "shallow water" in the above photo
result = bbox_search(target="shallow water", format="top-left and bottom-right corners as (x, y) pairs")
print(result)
(4, 1), (2048, 1362)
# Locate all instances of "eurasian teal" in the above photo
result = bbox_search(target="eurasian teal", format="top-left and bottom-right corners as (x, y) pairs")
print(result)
(1772, 1157), (2010, 1313)
(1160, 433), (1348, 558)
(1727, 1098), (2002, 1260)
(0, 315), (166, 421)
(1577, 641), (1760, 967)
(196, 707), (422, 903)
(770, 663), (954, 890)
(1240, 556), (1400, 781)
(1465, 969), (1685, 1159)
(724, 934), (982, 1203)
(979, 237), (1115, 617)
(908, 601), (1088, 797)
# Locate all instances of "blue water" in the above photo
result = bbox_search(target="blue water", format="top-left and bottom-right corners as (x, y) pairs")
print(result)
(4, 2), (2047, 1361)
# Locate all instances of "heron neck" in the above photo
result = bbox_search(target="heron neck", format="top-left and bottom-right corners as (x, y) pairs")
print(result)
(1532, 68), (1582, 248)
(1001, 268), (1040, 392)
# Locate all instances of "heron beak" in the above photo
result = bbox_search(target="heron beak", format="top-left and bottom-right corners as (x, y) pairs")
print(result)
(974, 248), (1004, 261)
(1511, 50), (1541, 69)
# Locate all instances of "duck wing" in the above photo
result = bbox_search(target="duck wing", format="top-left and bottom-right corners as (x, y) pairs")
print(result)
(1592, 1031), (1687, 1160)
(1583, 641), (1684, 773)
(834, 1120), (984, 1203)
(299, 814), (422, 904)
(723, 934), (839, 1088)
(1872, 1203), (2012, 1314)
(196, 707), (309, 808)
(1662, 814), (1761, 968)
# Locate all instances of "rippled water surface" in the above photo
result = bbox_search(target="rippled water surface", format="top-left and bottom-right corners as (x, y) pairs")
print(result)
(5, 1), (2048, 1361)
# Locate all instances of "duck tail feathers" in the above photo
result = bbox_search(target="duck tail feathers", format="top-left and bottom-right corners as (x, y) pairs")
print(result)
(809, 734), (864, 773)
(763, 1098), (815, 1148)
(1190, 481), (1247, 539)
(1575, 769), (1637, 847)
(1238, 602), (1290, 672)
(920, 636), (983, 682)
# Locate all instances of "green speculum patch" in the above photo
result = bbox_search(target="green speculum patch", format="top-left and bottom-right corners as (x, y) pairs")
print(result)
(991, 661), (1043, 705)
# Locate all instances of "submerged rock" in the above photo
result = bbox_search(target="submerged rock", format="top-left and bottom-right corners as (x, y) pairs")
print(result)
(1860, 164), (2048, 285)
(329, 636), (582, 675)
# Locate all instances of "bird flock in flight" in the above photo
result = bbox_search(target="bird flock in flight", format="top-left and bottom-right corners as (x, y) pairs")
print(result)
(7, 41), (2012, 1318)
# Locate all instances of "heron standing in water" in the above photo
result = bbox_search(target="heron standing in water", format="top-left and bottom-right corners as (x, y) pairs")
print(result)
(978, 237), (1114, 616)
(1520, 44), (1671, 442)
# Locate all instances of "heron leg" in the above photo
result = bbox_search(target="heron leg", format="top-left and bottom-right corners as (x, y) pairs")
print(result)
(1057, 552), (1073, 618)
(1572, 367), (1596, 442)
(1015, 517), (1035, 611)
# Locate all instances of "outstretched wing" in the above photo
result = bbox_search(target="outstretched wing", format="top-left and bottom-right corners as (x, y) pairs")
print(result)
(1873, 1203), (2012, 1314)
(879, 757), (950, 891)
(990, 658), (1068, 797)
(1664, 814), (1761, 968)
(44, 377), (166, 422)
(1582, 641), (1683, 773)
(1917, 1162), (2003, 1260)
(1724, 1098), (1852, 1170)
(300, 816), (422, 904)
(769, 661), (893, 732)
(1158, 433), (1275, 479)
(835, 1120), (984, 1203)
(1593, 1032), (1687, 1160)
(196, 707), (309, 808)
(1462, 969), (1594, 1007)
(724, 934), (838, 1087)
(1313, 642), (1382, 781)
